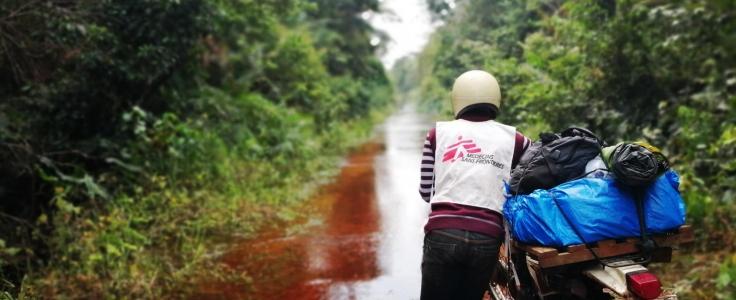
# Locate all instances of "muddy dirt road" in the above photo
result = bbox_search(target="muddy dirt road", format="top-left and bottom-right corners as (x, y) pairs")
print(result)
(195, 106), (432, 299)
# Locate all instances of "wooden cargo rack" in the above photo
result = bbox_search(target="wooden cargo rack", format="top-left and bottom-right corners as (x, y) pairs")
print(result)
(514, 225), (695, 269)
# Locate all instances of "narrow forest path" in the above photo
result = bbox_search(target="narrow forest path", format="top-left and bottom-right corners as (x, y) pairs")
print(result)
(193, 104), (432, 300)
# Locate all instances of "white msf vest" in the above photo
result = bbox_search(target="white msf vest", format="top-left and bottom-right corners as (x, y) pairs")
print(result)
(431, 120), (516, 213)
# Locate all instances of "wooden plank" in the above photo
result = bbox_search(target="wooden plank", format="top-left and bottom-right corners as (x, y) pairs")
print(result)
(651, 225), (694, 247)
(520, 225), (694, 269)
(514, 241), (559, 259)
(538, 250), (594, 268)
(592, 242), (638, 258)
(567, 244), (587, 253)
(524, 245), (559, 259)
(538, 243), (640, 268)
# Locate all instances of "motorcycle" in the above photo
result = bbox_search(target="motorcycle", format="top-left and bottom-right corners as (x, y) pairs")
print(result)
(488, 225), (693, 300)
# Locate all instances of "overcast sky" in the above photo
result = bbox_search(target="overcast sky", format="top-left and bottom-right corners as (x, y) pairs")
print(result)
(367, 0), (438, 69)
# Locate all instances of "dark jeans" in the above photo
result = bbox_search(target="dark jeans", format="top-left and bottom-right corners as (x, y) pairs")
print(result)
(420, 229), (501, 300)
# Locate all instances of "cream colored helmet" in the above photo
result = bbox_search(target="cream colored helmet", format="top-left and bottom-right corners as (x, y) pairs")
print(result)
(451, 70), (501, 118)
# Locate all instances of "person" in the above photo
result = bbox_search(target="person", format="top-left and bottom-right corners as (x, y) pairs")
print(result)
(418, 70), (530, 300)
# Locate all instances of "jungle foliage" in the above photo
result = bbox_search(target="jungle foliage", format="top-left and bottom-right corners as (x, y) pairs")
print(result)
(405, 0), (735, 298)
(0, 0), (391, 297)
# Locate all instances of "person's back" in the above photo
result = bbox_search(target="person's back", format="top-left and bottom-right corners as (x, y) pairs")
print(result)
(418, 70), (530, 300)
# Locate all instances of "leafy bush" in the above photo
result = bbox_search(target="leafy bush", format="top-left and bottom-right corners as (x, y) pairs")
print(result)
(416, 0), (735, 296)
(0, 0), (391, 297)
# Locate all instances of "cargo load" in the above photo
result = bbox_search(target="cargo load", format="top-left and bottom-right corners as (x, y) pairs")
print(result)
(503, 170), (686, 247)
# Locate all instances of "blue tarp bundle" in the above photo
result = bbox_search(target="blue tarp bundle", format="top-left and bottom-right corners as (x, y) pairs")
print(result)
(503, 170), (686, 247)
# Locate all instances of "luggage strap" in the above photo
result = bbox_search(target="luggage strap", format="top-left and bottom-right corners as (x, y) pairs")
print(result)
(550, 191), (652, 268)
(632, 188), (657, 256)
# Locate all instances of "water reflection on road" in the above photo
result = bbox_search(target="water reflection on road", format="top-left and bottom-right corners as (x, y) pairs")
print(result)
(365, 105), (431, 299)
(194, 105), (431, 299)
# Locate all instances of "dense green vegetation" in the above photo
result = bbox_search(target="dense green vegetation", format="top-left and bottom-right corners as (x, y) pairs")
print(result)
(0, 0), (391, 298)
(2, 0), (734, 298)
(403, 0), (734, 298)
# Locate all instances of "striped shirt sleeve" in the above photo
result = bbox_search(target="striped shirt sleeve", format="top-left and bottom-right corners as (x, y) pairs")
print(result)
(512, 132), (532, 169)
(418, 129), (435, 202)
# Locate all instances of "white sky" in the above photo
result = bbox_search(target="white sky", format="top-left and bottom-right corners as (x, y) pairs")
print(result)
(367, 0), (438, 68)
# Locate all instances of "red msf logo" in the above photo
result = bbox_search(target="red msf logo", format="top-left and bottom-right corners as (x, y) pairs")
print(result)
(442, 136), (481, 162)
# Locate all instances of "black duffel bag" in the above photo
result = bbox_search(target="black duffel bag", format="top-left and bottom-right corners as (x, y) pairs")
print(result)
(509, 127), (603, 195)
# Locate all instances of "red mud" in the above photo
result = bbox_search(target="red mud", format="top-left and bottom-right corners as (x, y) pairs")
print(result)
(193, 143), (384, 300)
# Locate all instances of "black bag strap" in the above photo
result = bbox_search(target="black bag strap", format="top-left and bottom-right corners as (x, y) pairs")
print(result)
(630, 187), (657, 255)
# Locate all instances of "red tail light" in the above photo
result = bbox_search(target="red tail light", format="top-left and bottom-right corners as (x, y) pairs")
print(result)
(627, 272), (662, 299)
